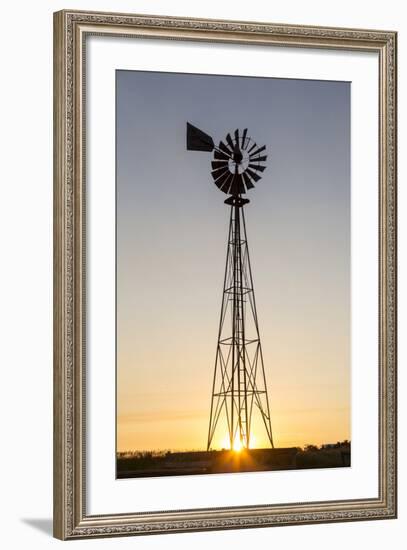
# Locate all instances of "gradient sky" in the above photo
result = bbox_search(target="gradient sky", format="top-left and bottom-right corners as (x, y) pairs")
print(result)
(116, 70), (350, 452)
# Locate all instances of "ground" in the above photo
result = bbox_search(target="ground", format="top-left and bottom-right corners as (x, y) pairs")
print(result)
(117, 445), (351, 478)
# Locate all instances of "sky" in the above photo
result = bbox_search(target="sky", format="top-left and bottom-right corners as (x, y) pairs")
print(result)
(116, 70), (350, 452)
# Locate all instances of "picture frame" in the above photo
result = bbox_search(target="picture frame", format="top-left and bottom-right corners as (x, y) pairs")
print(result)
(53, 9), (397, 540)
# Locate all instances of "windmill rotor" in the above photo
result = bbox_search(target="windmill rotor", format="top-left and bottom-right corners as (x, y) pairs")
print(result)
(186, 122), (268, 196)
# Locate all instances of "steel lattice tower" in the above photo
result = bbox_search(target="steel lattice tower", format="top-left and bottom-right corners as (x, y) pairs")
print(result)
(207, 195), (274, 451)
(186, 122), (274, 452)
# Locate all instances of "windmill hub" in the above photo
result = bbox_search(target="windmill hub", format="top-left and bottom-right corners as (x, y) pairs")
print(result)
(229, 149), (249, 175)
(234, 151), (243, 163)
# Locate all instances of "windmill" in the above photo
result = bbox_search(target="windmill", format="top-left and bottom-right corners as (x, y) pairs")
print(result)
(187, 122), (274, 452)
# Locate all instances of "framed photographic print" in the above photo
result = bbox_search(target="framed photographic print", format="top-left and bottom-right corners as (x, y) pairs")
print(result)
(53, 9), (397, 540)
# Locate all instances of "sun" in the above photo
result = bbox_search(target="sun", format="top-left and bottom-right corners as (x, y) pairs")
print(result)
(219, 436), (248, 452)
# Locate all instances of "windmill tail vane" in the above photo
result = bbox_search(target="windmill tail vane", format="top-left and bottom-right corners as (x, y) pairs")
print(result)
(186, 122), (274, 451)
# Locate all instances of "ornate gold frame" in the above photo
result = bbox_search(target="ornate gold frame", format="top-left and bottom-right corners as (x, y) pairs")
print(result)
(53, 9), (397, 540)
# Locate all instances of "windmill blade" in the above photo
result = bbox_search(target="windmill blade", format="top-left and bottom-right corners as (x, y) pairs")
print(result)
(211, 165), (229, 177)
(242, 171), (255, 190)
(235, 174), (246, 194)
(219, 141), (233, 157)
(241, 128), (248, 149)
(186, 122), (214, 151)
(211, 166), (229, 179)
(212, 160), (229, 171)
(247, 141), (257, 153)
(225, 133), (235, 151)
(221, 173), (236, 194)
(214, 170), (233, 192)
(234, 129), (240, 146)
(213, 170), (229, 189)
(249, 155), (267, 163)
(236, 174), (246, 194)
(214, 150), (230, 161)
(248, 163), (266, 172)
(229, 173), (246, 195)
(246, 168), (262, 182)
(249, 145), (266, 158)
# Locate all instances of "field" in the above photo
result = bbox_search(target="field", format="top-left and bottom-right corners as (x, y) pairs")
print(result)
(117, 444), (351, 478)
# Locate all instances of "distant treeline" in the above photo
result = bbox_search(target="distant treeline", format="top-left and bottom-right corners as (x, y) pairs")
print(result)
(117, 440), (351, 459)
